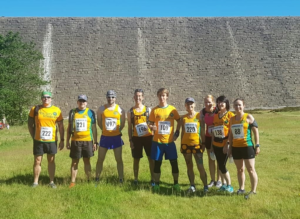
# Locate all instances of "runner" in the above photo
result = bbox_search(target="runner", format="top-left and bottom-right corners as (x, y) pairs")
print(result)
(95, 90), (126, 184)
(148, 88), (181, 192)
(181, 97), (208, 194)
(66, 94), (98, 188)
(127, 89), (154, 185)
(27, 91), (64, 188)
(211, 95), (234, 193)
(228, 98), (260, 199)
(200, 95), (223, 188)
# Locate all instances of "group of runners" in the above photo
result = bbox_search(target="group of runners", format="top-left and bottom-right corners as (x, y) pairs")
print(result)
(27, 88), (260, 199)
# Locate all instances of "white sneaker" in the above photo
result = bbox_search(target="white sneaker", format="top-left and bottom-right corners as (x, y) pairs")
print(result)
(187, 186), (196, 195)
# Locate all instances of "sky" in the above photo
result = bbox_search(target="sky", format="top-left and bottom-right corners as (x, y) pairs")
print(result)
(1, 0), (300, 17)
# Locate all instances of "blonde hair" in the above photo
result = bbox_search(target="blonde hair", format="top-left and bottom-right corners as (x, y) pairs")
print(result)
(204, 94), (216, 107)
(157, 88), (169, 97)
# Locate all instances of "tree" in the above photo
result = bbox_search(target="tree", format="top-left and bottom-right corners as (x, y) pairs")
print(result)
(0, 32), (49, 125)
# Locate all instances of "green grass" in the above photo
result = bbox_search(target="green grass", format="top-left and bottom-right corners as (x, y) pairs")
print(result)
(0, 110), (300, 219)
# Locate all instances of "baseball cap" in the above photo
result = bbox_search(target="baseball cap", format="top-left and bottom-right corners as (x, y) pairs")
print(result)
(41, 91), (52, 97)
(185, 97), (195, 103)
(106, 90), (117, 98)
(78, 94), (88, 101)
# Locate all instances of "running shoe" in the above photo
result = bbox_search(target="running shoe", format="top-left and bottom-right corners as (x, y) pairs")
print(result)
(217, 184), (227, 192)
(31, 183), (38, 188)
(48, 182), (57, 189)
(95, 178), (100, 187)
(133, 180), (138, 186)
(215, 181), (222, 188)
(173, 184), (181, 193)
(69, 182), (75, 188)
(237, 189), (245, 195)
(153, 184), (160, 192)
(225, 185), (234, 193)
(186, 186), (196, 195)
(244, 191), (256, 200)
(207, 180), (215, 188)
(203, 186), (209, 194)
(150, 180), (155, 187)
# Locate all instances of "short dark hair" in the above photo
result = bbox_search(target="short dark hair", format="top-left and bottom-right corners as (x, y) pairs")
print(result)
(233, 98), (245, 105)
(216, 95), (230, 111)
(157, 88), (169, 97)
(134, 89), (144, 95)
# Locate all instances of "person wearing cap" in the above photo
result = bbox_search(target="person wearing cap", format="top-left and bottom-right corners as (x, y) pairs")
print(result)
(95, 90), (126, 184)
(181, 97), (209, 194)
(148, 88), (181, 192)
(66, 94), (98, 188)
(127, 89), (154, 185)
(28, 91), (64, 188)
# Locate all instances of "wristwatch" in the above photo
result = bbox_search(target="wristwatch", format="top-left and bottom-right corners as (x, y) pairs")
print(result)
(255, 144), (260, 148)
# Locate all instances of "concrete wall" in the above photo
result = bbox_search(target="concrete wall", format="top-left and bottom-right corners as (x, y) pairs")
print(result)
(1, 17), (300, 116)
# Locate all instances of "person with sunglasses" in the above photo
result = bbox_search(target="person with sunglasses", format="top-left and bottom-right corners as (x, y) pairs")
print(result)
(95, 90), (126, 184)
(127, 89), (154, 185)
(66, 95), (98, 188)
(28, 91), (64, 188)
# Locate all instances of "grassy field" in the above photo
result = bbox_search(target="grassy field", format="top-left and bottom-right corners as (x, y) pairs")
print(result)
(0, 110), (299, 219)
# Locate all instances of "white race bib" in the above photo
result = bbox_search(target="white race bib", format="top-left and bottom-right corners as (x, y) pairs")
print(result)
(208, 125), (213, 135)
(135, 122), (149, 137)
(158, 121), (171, 135)
(105, 118), (117, 130)
(75, 118), (87, 131)
(231, 124), (244, 139)
(40, 127), (53, 140)
(185, 123), (197, 133)
(213, 125), (225, 138)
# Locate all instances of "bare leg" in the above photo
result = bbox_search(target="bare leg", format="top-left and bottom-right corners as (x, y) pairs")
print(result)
(183, 154), (194, 185)
(33, 155), (43, 184)
(133, 158), (140, 181)
(47, 154), (55, 183)
(234, 159), (245, 190)
(194, 153), (207, 186)
(206, 149), (216, 182)
(95, 147), (108, 179)
(147, 156), (155, 181)
(113, 147), (124, 180)
(83, 157), (91, 181)
(70, 158), (79, 183)
(245, 158), (258, 192)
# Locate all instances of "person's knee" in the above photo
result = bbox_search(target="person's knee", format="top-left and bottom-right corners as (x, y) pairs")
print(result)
(170, 159), (179, 174)
(115, 156), (123, 163)
(219, 166), (227, 174)
(154, 160), (162, 173)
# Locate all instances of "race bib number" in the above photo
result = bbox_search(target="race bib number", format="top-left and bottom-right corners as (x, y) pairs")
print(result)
(185, 123), (197, 133)
(135, 122), (149, 137)
(213, 125), (225, 138)
(158, 121), (171, 135)
(105, 118), (117, 131)
(75, 118), (87, 131)
(231, 124), (244, 139)
(40, 127), (53, 140)
(208, 125), (213, 135)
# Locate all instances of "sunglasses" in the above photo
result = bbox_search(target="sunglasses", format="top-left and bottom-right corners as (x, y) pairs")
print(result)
(42, 96), (51, 99)
(107, 96), (115, 99)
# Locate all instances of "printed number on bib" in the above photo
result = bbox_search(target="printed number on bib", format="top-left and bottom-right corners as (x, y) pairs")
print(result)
(135, 122), (149, 137)
(185, 123), (197, 133)
(213, 125), (225, 138)
(231, 124), (244, 139)
(105, 118), (117, 131)
(208, 126), (213, 135)
(40, 127), (53, 140)
(75, 118), (87, 131)
(158, 121), (171, 135)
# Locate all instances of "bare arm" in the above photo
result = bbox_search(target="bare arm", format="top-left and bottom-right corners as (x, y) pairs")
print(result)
(127, 111), (134, 149)
(119, 108), (126, 131)
(66, 124), (71, 149)
(92, 123), (98, 151)
(97, 108), (103, 130)
(28, 117), (35, 139)
(57, 120), (64, 150)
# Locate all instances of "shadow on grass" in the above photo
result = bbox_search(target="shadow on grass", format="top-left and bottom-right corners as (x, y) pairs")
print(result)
(2, 173), (67, 186)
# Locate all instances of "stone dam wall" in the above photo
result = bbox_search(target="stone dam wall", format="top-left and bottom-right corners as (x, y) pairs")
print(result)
(0, 17), (300, 116)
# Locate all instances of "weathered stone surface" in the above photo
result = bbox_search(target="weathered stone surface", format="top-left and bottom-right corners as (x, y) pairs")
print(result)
(0, 17), (300, 116)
